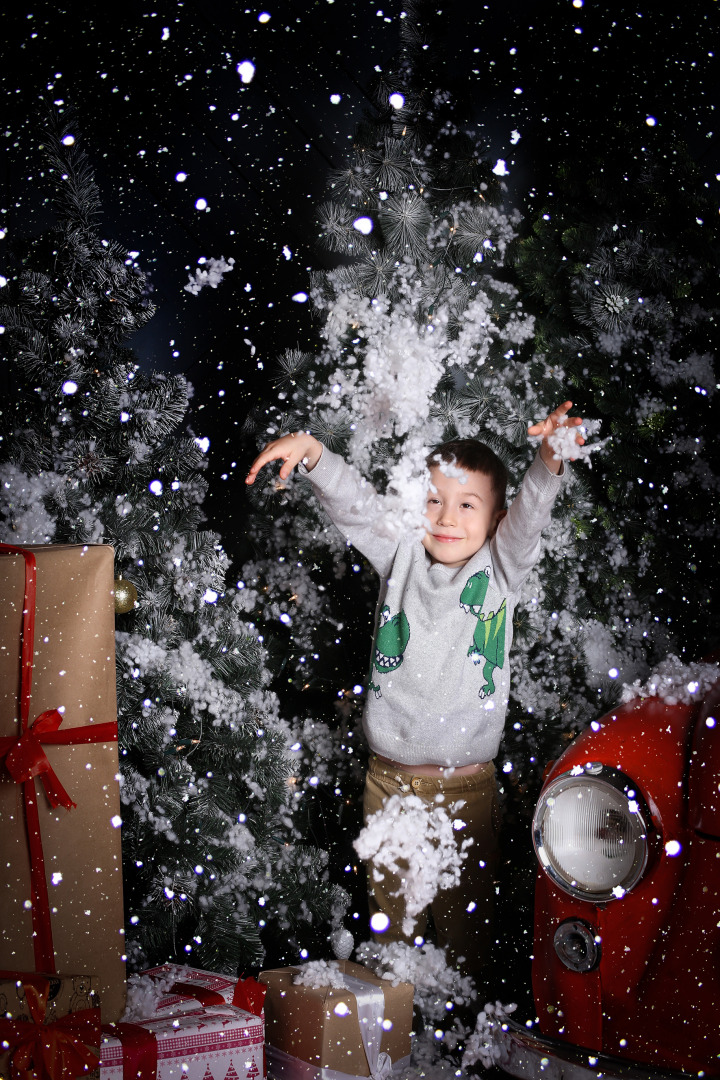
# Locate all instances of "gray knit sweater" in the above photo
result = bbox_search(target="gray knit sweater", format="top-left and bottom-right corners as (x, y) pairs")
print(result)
(303, 448), (563, 767)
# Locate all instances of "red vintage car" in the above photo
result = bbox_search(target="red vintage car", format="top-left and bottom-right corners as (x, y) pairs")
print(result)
(495, 669), (720, 1079)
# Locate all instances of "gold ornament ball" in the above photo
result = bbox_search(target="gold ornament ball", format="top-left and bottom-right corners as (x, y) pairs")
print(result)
(114, 578), (138, 614)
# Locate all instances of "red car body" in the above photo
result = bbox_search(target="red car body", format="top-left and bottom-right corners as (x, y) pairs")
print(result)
(497, 677), (720, 1079)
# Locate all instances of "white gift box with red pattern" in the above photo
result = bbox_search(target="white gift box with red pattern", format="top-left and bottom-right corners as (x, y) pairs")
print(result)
(100, 1003), (264, 1080)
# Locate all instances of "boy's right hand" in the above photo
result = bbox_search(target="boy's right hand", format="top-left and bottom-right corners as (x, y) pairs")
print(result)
(245, 432), (323, 486)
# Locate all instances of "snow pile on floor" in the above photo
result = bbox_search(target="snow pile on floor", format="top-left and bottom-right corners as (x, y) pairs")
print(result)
(356, 939), (517, 1076)
(462, 1000), (518, 1070)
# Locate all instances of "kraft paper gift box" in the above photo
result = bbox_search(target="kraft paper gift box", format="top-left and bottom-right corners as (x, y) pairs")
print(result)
(100, 1003), (264, 1080)
(0, 543), (126, 1022)
(259, 961), (413, 1079)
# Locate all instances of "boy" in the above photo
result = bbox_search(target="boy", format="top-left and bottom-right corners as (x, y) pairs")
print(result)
(246, 402), (584, 980)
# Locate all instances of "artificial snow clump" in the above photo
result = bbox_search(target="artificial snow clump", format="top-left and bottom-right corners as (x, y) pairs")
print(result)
(122, 968), (186, 1022)
(533, 417), (607, 468)
(462, 1000), (518, 1071)
(621, 654), (720, 705)
(293, 959), (347, 989)
(184, 256), (235, 294)
(0, 466), (61, 542)
(582, 617), (652, 692)
(354, 796), (472, 936)
(357, 940), (475, 1018)
(373, 435), (436, 543)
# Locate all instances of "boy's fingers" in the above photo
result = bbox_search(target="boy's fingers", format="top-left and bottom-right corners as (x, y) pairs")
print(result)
(245, 444), (284, 484)
(246, 435), (307, 483)
(278, 455), (298, 479)
(529, 420), (558, 436)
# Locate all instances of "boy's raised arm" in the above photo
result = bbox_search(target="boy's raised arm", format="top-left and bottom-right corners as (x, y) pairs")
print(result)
(492, 399), (585, 594)
(245, 431), (323, 486)
(247, 431), (397, 579)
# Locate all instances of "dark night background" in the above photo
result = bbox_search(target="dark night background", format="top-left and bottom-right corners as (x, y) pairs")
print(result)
(2, 0), (718, 554)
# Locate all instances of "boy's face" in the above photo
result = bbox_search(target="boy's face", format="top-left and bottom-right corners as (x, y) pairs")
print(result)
(422, 465), (504, 569)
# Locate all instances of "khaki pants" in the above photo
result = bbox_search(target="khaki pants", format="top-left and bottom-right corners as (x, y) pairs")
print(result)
(363, 756), (500, 978)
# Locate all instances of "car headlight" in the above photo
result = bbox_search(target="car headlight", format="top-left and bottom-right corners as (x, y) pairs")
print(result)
(533, 766), (651, 902)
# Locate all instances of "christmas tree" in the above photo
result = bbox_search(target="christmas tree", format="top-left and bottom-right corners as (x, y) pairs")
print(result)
(0, 113), (347, 976)
(509, 124), (719, 657)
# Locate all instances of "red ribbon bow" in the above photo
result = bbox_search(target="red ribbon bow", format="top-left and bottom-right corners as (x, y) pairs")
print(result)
(0, 710), (76, 810)
(0, 543), (118, 971)
(0, 974), (100, 1080)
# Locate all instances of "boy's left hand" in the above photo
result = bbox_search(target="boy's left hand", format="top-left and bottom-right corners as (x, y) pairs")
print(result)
(528, 400), (585, 473)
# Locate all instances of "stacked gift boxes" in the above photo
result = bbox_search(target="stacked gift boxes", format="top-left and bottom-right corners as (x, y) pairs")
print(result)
(100, 965), (265, 1080)
(0, 544), (411, 1080)
(0, 965), (265, 1080)
(0, 544), (126, 1024)
(0, 549), (267, 1080)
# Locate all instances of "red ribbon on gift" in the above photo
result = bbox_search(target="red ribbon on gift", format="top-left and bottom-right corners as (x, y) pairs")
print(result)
(0, 544), (119, 972)
(234, 976), (267, 1078)
(0, 972), (100, 1080)
(167, 981), (226, 1007)
(102, 1022), (158, 1080)
(233, 975), (266, 1017)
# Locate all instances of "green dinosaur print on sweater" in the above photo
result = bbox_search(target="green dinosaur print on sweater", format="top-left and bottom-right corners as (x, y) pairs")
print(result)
(460, 570), (507, 699)
(368, 604), (410, 698)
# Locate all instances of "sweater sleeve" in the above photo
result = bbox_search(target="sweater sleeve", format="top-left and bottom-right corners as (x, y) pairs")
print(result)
(490, 452), (564, 595)
(299, 447), (399, 577)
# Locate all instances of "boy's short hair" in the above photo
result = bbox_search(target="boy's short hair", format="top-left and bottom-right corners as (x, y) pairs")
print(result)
(427, 439), (508, 511)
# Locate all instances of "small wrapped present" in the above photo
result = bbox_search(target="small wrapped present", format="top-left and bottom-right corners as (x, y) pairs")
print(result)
(101, 1003), (264, 1080)
(0, 544), (126, 1021)
(259, 961), (413, 1080)
(0, 970), (100, 1080)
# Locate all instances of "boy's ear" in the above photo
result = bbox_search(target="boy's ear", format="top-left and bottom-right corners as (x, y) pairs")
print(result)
(491, 508), (508, 537)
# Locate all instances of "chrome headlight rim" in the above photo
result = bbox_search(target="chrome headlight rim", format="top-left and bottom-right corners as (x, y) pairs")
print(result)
(533, 765), (653, 904)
